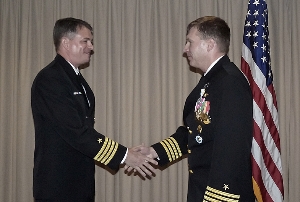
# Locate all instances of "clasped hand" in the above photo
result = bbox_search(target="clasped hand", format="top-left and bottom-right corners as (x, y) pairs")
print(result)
(124, 144), (158, 178)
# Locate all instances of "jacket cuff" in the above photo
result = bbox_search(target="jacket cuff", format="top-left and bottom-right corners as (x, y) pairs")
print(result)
(93, 137), (127, 170)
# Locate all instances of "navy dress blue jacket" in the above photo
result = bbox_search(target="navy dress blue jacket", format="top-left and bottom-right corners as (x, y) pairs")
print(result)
(31, 54), (127, 201)
(152, 55), (255, 202)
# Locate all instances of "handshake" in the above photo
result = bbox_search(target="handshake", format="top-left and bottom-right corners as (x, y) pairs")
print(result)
(123, 144), (159, 178)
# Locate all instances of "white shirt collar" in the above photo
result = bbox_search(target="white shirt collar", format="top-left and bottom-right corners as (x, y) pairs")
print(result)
(204, 55), (224, 76)
(67, 61), (80, 75)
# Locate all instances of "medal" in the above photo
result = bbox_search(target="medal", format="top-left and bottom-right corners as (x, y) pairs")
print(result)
(194, 83), (211, 132)
(195, 135), (203, 144)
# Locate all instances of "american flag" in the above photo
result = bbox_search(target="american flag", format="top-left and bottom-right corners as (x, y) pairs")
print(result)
(241, 0), (284, 201)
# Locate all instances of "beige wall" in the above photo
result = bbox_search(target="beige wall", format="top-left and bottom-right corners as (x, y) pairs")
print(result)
(0, 0), (298, 201)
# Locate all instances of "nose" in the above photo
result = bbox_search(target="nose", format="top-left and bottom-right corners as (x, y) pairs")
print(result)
(183, 43), (189, 54)
(88, 41), (94, 50)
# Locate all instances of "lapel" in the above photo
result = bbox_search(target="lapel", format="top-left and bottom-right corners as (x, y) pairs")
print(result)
(77, 73), (95, 109)
(183, 55), (230, 121)
(55, 54), (95, 111)
(202, 55), (230, 83)
(183, 76), (207, 123)
(55, 54), (81, 89)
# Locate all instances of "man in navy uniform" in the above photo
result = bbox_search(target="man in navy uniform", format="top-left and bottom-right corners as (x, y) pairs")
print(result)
(31, 17), (157, 202)
(135, 16), (255, 201)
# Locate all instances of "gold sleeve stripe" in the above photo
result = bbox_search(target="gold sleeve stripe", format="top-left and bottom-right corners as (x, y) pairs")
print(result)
(94, 137), (109, 161)
(160, 141), (172, 162)
(204, 191), (239, 202)
(163, 139), (175, 161)
(203, 186), (240, 202)
(100, 140), (114, 164)
(165, 137), (181, 159)
(203, 195), (222, 202)
(160, 137), (182, 162)
(104, 141), (118, 165)
(169, 137), (182, 157)
(206, 186), (240, 199)
(162, 139), (175, 161)
(93, 137), (119, 165)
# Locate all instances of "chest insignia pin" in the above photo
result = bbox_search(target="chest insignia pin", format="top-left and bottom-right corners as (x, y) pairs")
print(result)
(195, 135), (203, 144)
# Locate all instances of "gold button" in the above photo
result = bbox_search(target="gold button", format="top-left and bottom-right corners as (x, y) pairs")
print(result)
(188, 149), (191, 153)
(187, 127), (192, 134)
(189, 170), (193, 174)
(197, 125), (202, 133)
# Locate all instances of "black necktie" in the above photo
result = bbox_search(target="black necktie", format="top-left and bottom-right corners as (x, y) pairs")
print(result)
(77, 73), (91, 107)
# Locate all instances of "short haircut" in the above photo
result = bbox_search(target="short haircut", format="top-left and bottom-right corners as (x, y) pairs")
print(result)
(186, 16), (230, 54)
(53, 17), (93, 52)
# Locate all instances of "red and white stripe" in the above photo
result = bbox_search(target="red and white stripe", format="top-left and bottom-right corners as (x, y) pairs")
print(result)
(241, 44), (284, 201)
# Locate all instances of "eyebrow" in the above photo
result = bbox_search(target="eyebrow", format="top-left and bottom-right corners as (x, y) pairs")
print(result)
(82, 37), (93, 42)
(186, 37), (193, 42)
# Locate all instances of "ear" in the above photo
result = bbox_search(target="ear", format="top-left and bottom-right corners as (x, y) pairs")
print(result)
(61, 37), (70, 50)
(206, 38), (216, 52)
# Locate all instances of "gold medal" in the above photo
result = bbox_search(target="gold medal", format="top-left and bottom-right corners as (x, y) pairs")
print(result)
(197, 125), (202, 133)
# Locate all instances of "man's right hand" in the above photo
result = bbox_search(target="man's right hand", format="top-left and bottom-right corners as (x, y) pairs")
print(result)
(124, 147), (158, 177)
